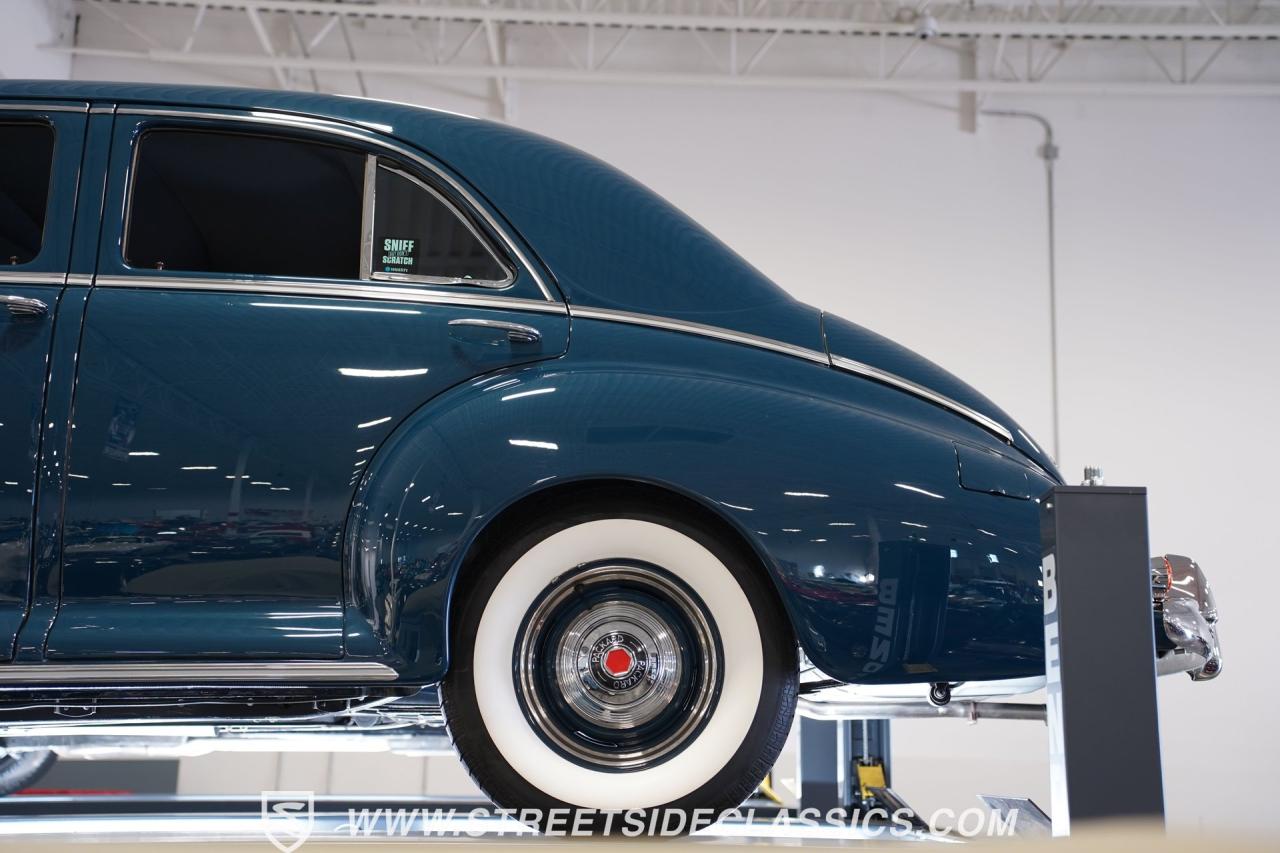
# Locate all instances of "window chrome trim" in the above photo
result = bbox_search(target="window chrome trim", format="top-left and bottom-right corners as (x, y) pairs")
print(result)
(0, 271), (67, 285)
(831, 355), (1014, 443)
(367, 160), (514, 289)
(359, 153), (376, 281)
(0, 102), (88, 114)
(93, 274), (568, 315)
(116, 106), (557, 302)
(0, 661), (398, 684)
(570, 305), (1013, 444)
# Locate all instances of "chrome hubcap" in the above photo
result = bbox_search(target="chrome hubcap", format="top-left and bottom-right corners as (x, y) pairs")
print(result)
(516, 562), (721, 770)
(558, 603), (679, 730)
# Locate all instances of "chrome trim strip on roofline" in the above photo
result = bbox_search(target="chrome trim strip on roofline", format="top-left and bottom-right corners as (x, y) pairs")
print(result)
(569, 305), (830, 366)
(0, 661), (398, 684)
(570, 305), (1013, 443)
(115, 105), (557, 303)
(0, 103), (88, 114)
(93, 275), (568, 315)
(832, 355), (1014, 443)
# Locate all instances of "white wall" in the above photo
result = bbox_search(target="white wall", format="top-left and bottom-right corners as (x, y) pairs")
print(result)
(49, 25), (1280, 837)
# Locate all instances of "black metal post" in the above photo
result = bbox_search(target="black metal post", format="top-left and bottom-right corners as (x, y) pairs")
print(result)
(798, 717), (891, 814)
(798, 717), (851, 812)
(1041, 486), (1164, 835)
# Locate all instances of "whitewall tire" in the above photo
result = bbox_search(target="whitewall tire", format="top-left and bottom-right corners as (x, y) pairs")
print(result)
(442, 493), (797, 825)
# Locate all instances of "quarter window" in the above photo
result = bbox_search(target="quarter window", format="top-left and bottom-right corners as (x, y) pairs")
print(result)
(371, 162), (509, 284)
(125, 128), (511, 286)
(0, 122), (56, 266)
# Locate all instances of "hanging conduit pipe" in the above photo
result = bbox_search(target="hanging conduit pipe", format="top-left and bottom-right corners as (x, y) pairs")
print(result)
(980, 109), (1061, 465)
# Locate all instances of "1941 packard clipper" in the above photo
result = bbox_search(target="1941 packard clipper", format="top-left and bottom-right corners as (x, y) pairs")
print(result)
(0, 81), (1220, 814)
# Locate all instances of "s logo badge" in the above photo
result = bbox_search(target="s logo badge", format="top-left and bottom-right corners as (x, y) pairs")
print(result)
(261, 790), (315, 853)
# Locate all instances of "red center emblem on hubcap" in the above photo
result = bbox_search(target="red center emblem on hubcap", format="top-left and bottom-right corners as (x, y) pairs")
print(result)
(603, 647), (634, 677)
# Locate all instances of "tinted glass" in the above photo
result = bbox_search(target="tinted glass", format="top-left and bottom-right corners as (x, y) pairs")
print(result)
(0, 122), (55, 266)
(373, 163), (507, 283)
(126, 130), (364, 279)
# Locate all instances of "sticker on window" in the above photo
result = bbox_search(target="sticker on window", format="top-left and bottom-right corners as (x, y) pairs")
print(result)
(381, 238), (417, 275)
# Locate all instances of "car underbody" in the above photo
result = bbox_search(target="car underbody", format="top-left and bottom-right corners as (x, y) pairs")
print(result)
(0, 552), (1219, 770)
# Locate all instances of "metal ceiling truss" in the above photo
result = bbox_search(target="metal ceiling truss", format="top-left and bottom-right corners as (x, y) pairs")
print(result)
(46, 0), (1280, 103)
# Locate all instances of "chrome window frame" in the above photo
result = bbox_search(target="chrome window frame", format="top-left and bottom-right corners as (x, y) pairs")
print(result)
(364, 158), (514, 289)
(114, 106), (554, 301)
(358, 153), (376, 281)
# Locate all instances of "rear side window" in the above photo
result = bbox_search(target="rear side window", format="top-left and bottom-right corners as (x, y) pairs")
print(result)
(125, 128), (511, 286)
(0, 122), (56, 266)
(372, 162), (509, 284)
(126, 130), (365, 278)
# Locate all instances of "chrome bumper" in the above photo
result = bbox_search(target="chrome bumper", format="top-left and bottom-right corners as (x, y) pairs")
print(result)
(1152, 554), (1222, 681)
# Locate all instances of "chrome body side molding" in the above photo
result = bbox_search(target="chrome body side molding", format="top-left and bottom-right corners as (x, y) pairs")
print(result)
(569, 305), (830, 365)
(0, 271), (68, 285)
(0, 661), (399, 684)
(831, 355), (1014, 443)
(570, 305), (1014, 443)
(92, 275), (568, 315)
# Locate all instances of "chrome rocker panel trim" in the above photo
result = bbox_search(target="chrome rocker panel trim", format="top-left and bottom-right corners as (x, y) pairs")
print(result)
(0, 661), (399, 684)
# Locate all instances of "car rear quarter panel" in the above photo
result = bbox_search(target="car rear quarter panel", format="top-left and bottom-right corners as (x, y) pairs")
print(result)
(346, 320), (1051, 685)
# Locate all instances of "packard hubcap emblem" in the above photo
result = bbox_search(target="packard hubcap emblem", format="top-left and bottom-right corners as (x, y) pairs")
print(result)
(603, 647), (634, 678)
(589, 632), (647, 689)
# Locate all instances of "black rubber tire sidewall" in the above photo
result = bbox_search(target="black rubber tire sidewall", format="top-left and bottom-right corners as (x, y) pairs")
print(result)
(0, 746), (56, 796)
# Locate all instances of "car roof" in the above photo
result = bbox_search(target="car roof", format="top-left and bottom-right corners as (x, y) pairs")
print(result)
(0, 80), (817, 350)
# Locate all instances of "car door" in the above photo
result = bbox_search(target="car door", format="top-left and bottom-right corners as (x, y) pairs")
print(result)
(0, 102), (86, 660)
(44, 106), (568, 663)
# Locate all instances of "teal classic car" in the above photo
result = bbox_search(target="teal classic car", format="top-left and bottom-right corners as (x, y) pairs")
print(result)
(0, 82), (1218, 817)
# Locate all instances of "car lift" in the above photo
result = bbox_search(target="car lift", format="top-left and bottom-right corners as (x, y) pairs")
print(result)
(795, 484), (1167, 837)
(0, 485), (1169, 841)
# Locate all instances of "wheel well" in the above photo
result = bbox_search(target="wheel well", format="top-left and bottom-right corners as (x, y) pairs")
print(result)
(446, 478), (794, 652)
